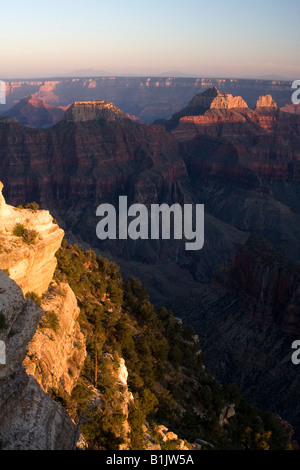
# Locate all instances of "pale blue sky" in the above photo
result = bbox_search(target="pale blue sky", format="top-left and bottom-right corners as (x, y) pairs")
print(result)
(0, 0), (299, 79)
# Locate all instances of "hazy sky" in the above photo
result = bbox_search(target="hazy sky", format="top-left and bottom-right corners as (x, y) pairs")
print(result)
(0, 0), (299, 79)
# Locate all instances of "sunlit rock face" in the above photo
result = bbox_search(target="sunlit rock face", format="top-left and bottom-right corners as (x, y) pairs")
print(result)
(0, 190), (87, 449)
(0, 270), (77, 450)
(0, 182), (64, 296)
(24, 281), (86, 395)
(255, 94), (277, 108)
(63, 100), (131, 122)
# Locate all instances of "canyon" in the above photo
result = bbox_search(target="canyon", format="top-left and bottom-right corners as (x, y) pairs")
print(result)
(0, 88), (299, 297)
(0, 183), (270, 450)
(0, 87), (299, 442)
(169, 235), (300, 437)
(0, 76), (294, 124)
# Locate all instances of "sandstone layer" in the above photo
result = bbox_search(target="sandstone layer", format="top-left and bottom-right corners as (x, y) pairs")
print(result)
(24, 281), (86, 395)
(0, 186), (86, 449)
(0, 182), (64, 296)
(255, 94), (277, 108)
(0, 271), (77, 450)
(64, 100), (131, 122)
(1, 77), (293, 124)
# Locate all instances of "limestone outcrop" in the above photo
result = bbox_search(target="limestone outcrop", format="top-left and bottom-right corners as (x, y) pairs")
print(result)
(0, 187), (86, 449)
(0, 271), (77, 449)
(64, 100), (131, 122)
(210, 92), (248, 109)
(171, 87), (248, 122)
(255, 94), (277, 108)
(0, 182), (64, 296)
(24, 281), (86, 395)
(103, 354), (133, 449)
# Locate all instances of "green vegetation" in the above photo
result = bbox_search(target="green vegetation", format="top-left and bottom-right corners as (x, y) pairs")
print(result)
(13, 223), (25, 237)
(25, 202), (39, 211)
(17, 202), (40, 211)
(161, 439), (182, 450)
(39, 310), (60, 333)
(52, 240), (290, 451)
(12, 223), (38, 245)
(25, 292), (42, 307)
(22, 229), (38, 245)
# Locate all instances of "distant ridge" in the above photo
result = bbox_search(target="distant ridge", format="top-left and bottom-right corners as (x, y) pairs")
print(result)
(1, 95), (65, 128)
(2, 77), (294, 124)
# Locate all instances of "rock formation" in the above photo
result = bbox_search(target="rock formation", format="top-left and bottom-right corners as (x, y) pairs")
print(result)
(169, 88), (282, 141)
(1, 95), (65, 128)
(0, 182), (64, 296)
(0, 270), (77, 449)
(211, 94), (248, 109)
(64, 100), (132, 122)
(103, 354), (133, 449)
(24, 281), (86, 395)
(0, 89), (300, 446)
(169, 236), (300, 439)
(281, 104), (300, 115)
(0, 184), (86, 449)
(255, 94), (277, 108)
(0, 93), (299, 303)
(171, 87), (248, 122)
(1, 77), (293, 124)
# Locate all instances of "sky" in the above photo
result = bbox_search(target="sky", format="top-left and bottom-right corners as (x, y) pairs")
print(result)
(0, 0), (299, 79)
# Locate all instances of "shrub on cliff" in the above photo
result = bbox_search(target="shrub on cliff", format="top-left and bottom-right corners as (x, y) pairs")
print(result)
(12, 223), (38, 244)
(16, 202), (40, 211)
(12, 223), (25, 237)
(22, 229), (38, 245)
(40, 310), (60, 333)
(25, 292), (42, 307)
(25, 202), (39, 211)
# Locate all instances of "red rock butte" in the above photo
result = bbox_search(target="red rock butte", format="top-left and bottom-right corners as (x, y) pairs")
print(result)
(255, 94), (277, 108)
(64, 100), (131, 122)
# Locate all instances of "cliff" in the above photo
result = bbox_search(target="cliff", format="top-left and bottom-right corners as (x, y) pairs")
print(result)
(24, 281), (86, 395)
(1, 77), (293, 124)
(171, 87), (248, 123)
(0, 185), (194, 450)
(214, 236), (300, 334)
(0, 94), (299, 306)
(170, 89), (282, 141)
(0, 197), (292, 449)
(0, 270), (77, 449)
(0, 182), (64, 296)
(0, 182), (86, 449)
(2, 95), (65, 128)
(255, 94), (277, 108)
(64, 100), (132, 122)
(169, 236), (300, 440)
